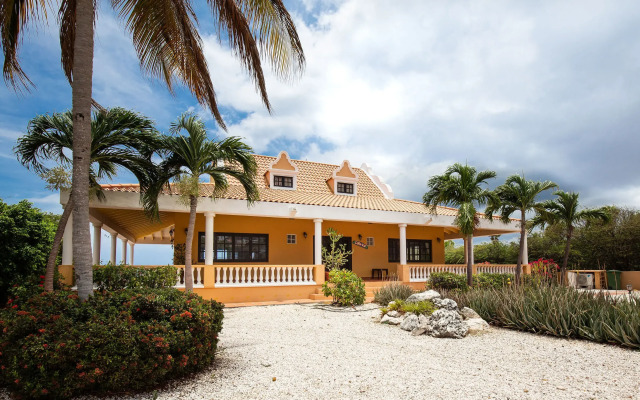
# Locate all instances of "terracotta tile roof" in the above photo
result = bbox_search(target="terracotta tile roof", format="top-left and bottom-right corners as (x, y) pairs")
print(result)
(101, 155), (503, 219)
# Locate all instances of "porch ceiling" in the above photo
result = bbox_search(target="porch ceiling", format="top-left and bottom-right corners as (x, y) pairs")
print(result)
(91, 207), (176, 240)
(444, 227), (519, 240)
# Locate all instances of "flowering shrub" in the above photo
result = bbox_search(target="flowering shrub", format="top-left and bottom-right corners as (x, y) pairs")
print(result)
(322, 269), (365, 306)
(529, 258), (560, 285)
(93, 264), (177, 291)
(0, 289), (223, 399)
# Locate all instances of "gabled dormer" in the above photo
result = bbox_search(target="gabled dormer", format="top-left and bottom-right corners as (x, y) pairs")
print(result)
(327, 160), (358, 196)
(265, 151), (298, 190)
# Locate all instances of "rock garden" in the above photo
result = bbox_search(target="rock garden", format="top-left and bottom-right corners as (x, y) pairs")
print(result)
(379, 289), (489, 338)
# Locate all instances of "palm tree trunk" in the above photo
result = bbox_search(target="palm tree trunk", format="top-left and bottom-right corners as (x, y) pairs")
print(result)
(184, 195), (197, 291)
(466, 234), (473, 286)
(560, 226), (573, 285)
(71, 0), (95, 301)
(516, 212), (525, 283)
(45, 196), (74, 292)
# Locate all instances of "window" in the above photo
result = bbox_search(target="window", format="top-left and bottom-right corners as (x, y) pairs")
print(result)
(198, 232), (268, 262)
(407, 239), (432, 262)
(337, 182), (354, 194)
(388, 238), (400, 262)
(287, 234), (296, 244)
(388, 238), (432, 263)
(274, 175), (293, 188)
(366, 237), (375, 246)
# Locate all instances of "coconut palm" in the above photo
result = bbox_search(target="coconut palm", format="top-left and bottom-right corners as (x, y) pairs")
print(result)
(2, 0), (304, 300)
(14, 108), (159, 291)
(485, 175), (557, 282)
(532, 191), (611, 282)
(143, 113), (258, 291)
(423, 163), (496, 285)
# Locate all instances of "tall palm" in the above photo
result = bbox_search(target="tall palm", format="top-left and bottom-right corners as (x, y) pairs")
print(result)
(423, 163), (496, 285)
(485, 175), (557, 282)
(533, 191), (611, 282)
(2, 0), (304, 300)
(14, 108), (159, 291)
(144, 113), (258, 291)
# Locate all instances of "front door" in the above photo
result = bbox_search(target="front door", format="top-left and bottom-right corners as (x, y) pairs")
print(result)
(313, 235), (353, 270)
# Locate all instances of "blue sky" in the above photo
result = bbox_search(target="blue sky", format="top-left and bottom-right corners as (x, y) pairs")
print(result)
(2, 0), (640, 264)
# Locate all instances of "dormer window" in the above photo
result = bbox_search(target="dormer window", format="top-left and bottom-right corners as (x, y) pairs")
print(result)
(274, 175), (293, 188)
(337, 182), (354, 194)
(327, 160), (358, 196)
(265, 151), (298, 190)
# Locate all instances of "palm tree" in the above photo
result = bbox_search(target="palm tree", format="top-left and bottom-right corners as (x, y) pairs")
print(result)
(143, 113), (258, 291)
(14, 108), (159, 292)
(485, 175), (557, 282)
(423, 163), (496, 285)
(533, 191), (611, 282)
(2, 0), (304, 300)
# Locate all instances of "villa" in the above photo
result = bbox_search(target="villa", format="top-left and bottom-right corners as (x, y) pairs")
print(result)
(58, 151), (521, 303)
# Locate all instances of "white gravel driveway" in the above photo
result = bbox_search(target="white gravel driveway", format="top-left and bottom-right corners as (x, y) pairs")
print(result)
(112, 304), (640, 400)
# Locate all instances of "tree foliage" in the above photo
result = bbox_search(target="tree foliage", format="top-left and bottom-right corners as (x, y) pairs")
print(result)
(0, 200), (57, 302)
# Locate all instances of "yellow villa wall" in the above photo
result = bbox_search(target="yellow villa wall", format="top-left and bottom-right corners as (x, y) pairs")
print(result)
(173, 214), (446, 278)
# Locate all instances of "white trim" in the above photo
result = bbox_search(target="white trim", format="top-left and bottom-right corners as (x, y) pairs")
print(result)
(76, 189), (519, 234)
(330, 160), (359, 196)
(360, 163), (394, 199)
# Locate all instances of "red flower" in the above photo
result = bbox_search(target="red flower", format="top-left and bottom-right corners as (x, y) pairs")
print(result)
(14, 379), (19, 384)
(40, 275), (45, 279)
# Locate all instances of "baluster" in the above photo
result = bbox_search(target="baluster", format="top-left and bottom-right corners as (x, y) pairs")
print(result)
(286, 267), (290, 283)
(276, 267), (280, 283)
(176, 269), (181, 286)
(259, 267), (264, 284)
(231, 267), (236, 284)
(240, 267), (245, 284)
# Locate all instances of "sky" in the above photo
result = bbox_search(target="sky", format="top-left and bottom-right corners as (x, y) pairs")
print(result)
(1, 0), (640, 264)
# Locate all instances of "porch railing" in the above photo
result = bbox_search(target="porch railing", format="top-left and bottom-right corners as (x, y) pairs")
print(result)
(171, 264), (319, 288)
(214, 265), (317, 287)
(408, 264), (518, 282)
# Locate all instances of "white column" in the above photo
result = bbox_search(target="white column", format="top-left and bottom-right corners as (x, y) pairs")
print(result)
(110, 233), (117, 265)
(92, 223), (102, 265)
(62, 212), (73, 265)
(121, 236), (128, 265)
(399, 223), (407, 265)
(314, 219), (323, 265)
(204, 212), (215, 265)
(129, 242), (135, 265)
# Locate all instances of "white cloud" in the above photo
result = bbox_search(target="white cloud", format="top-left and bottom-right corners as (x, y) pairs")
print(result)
(193, 0), (640, 206)
(27, 193), (62, 213)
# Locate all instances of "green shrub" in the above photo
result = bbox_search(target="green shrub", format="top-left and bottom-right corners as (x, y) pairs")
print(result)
(93, 264), (177, 291)
(383, 299), (435, 316)
(473, 273), (512, 289)
(0, 288), (223, 398)
(428, 272), (468, 291)
(373, 282), (415, 305)
(446, 285), (640, 349)
(322, 269), (366, 306)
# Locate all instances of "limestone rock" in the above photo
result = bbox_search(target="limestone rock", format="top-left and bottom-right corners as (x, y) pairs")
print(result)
(433, 298), (458, 311)
(406, 290), (441, 303)
(380, 314), (403, 325)
(400, 313), (420, 331)
(411, 328), (427, 336)
(428, 309), (468, 339)
(460, 307), (481, 320)
(387, 310), (401, 318)
(465, 318), (490, 334)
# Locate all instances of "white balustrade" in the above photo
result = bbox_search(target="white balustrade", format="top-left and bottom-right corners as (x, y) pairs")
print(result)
(174, 266), (205, 288)
(409, 264), (517, 282)
(214, 265), (317, 287)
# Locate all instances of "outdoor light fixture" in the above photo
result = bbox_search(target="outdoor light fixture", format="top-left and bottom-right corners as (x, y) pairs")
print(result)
(358, 234), (362, 240)
(303, 232), (308, 239)
(437, 237), (442, 243)
(627, 284), (633, 294)
(184, 228), (188, 235)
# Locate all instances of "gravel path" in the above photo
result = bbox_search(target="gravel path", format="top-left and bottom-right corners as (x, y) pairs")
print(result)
(100, 304), (640, 399)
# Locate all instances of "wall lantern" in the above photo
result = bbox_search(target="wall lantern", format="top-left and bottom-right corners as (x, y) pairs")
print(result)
(358, 234), (363, 240)
(437, 237), (441, 243)
(627, 284), (633, 295)
(303, 232), (308, 239)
